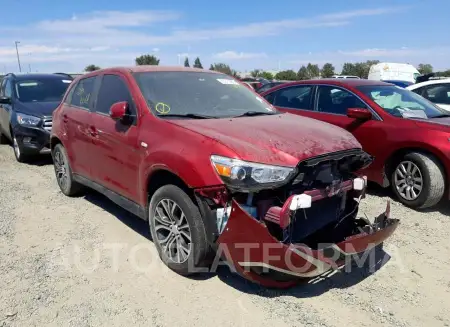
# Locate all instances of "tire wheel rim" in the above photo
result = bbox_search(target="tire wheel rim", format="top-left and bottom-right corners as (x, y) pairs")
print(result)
(54, 149), (68, 190)
(153, 199), (191, 264)
(394, 160), (423, 201)
(13, 136), (20, 159)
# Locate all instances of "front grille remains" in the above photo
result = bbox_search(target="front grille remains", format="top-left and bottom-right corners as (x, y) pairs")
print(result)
(43, 118), (52, 132)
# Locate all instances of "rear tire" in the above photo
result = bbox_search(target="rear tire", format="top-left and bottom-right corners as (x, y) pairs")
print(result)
(148, 185), (209, 275)
(52, 144), (84, 196)
(390, 152), (445, 209)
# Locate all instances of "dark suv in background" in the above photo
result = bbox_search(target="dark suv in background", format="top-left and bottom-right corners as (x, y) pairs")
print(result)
(0, 73), (73, 162)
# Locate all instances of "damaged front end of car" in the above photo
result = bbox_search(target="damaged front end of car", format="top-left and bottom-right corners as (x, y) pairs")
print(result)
(194, 149), (400, 288)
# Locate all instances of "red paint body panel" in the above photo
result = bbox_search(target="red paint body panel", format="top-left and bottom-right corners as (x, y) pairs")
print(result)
(261, 79), (450, 191)
(54, 68), (363, 206)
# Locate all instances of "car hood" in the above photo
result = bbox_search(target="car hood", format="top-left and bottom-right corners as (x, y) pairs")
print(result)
(413, 116), (450, 131)
(167, 113), (361, 167)
(14, 101), (60, 118)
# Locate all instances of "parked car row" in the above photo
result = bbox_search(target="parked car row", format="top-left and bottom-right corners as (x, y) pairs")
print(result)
(260, 78), (450, 210)
(0, 66), (399, 288)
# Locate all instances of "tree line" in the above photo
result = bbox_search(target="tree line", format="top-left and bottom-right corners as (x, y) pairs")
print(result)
(83, 54), (450, 80)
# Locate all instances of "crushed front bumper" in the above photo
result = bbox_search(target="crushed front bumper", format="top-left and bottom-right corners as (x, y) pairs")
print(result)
(217, 199), (399, 288)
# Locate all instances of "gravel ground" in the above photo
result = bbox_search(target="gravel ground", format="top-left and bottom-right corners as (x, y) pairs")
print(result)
(1, 143), (450, 327)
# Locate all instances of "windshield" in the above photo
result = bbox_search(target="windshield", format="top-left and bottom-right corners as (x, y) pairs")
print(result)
(15, 78), (72, 102)
(133, 71), (277, 118)
(357, 85), (447, 119)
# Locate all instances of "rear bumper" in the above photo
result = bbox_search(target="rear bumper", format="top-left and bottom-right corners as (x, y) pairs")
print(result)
(13, 125), (51, 155)
(217, 199), (399, 288)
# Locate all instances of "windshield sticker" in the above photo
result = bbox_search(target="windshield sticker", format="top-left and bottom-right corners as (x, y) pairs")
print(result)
(155, 102), (171, 114)
(397, 108), (428, 119)
(19, 82), (38, 87)
(62, 80), (72, 83)
(217, 79), (239, 85)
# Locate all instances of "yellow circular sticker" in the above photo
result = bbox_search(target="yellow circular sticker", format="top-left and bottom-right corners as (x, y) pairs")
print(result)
(155, 102), (171, 114)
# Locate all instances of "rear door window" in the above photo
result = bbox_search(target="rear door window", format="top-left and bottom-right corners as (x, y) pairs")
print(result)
(95, 74), (134, 115)
(69, 77), (96, 109)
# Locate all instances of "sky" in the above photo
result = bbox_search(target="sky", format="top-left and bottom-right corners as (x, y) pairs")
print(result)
(0, 0), (449, 74)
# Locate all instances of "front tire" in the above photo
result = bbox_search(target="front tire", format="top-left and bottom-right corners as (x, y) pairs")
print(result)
(148, 185), (209, 275)
(12, 133), (30, 163)
(52, 144), (84, 196)
(391, 152), (445, 209)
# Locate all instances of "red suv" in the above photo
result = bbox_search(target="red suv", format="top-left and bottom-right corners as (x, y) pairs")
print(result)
(50, 67), (398, 288)
(262, 79), (450, 210)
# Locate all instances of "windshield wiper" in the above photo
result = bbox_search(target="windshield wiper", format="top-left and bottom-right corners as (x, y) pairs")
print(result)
(156, 113), (216, 119)
(233, 111), (278, 118)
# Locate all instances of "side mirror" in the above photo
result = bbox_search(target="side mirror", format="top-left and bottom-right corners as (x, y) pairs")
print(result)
(347, 108), (372, 120)
(0, 96), (11, 104)
(109, 101), (128, 121)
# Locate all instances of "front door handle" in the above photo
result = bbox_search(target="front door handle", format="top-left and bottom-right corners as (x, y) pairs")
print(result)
(88, 126), (98, 137)
(62, 114), (69, 123)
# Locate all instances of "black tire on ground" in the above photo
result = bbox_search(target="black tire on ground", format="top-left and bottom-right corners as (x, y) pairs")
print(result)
(148, 185), (210, 275)
(0, 131), (8, 144)
(390, 152), (445, 209)
(52, 144), (84, 196)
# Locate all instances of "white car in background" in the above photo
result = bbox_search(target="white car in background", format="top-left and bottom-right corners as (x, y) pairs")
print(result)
(406, 79), (450, 112)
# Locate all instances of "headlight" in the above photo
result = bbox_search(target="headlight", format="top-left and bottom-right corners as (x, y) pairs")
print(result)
(17, 113), (41, 126)
(210, 155), (296, 191)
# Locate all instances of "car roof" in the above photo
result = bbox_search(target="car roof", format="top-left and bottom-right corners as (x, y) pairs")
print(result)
(281, 79), (391, 87)
(91, 66), (220, 74)
(407, 78), (450, 89)
(7, 73), (72, 81)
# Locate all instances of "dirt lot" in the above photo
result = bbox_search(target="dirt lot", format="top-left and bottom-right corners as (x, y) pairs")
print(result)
(1, 143), (450, 327)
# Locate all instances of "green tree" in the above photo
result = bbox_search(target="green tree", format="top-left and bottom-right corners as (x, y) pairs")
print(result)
(341, 63), (356, 76)
(84, 64), (101, 72)
(135, 54), (160, 66)
(297, 66), (309, 80)
(210, 63), (233, 75)
(320, 63), (335, 78)
(193, 57), (203, 69)
(341, 60), (379, 78)
(250, 69), (262, 78)
(184, 57), (190, 67)
(306, 63), (320, 79)
(274, 70), (297, 81)
(260, 71), (274, 80)
(418, 63), (433, 75)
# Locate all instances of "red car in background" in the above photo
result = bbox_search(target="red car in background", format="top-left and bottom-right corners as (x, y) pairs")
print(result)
(261, 79), (450, 209)
(50, 67), (398, 288)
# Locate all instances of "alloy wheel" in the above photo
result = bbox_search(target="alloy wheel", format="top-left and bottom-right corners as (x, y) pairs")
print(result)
(54, 149), (68, 190)
(13, 136), (20, 159)
(394, 160), (423, 201)
(153, 199), (191, 264)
